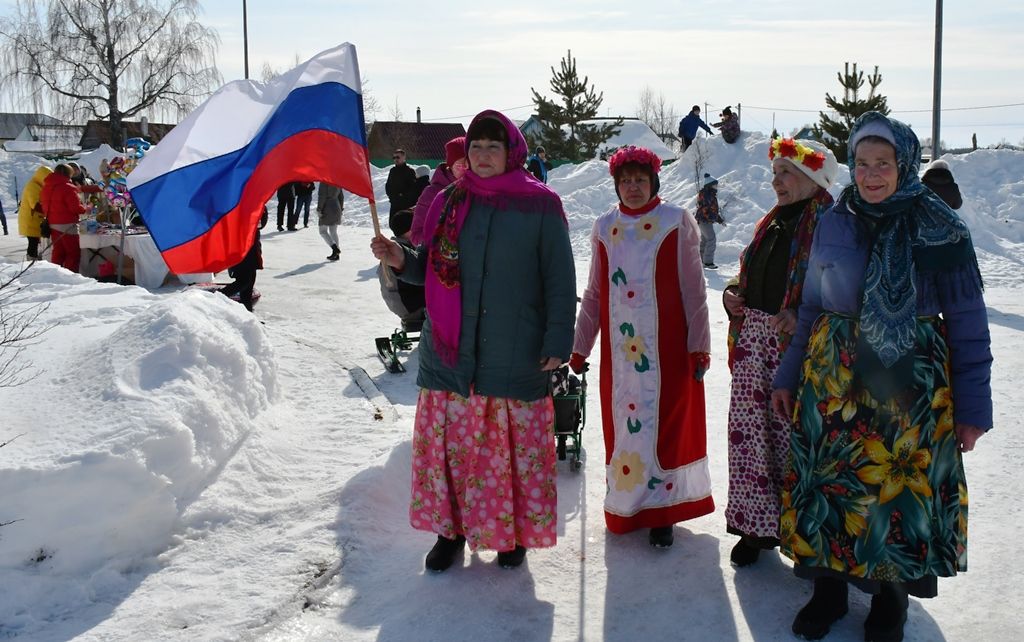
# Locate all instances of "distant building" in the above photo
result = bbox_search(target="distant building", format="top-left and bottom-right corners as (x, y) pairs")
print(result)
(517, 115), (545, 147)
(3, 124), (85, 155)
(0, 112), (62, 145)
(792, 126), (818, 141)
(79, 119), (176, 150)
(367, 121), (466, 168)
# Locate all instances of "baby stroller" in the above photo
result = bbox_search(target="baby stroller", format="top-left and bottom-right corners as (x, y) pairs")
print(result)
(551, 364), (587, 471)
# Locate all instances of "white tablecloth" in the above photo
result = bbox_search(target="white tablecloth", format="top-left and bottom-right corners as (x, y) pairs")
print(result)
(80, 231), (212, 289)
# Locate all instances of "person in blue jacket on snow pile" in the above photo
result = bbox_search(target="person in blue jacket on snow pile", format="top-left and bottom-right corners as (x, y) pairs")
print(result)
(678, 105), (714, 152)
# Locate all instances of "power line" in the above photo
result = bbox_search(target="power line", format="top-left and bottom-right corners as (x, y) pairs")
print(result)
(895, 102), (1024, 113)
(419, 103), (535, 122)
(742, 101), (1024, 114)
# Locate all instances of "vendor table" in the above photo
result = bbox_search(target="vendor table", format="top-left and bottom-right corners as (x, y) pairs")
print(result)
(79, 230), (212, 289)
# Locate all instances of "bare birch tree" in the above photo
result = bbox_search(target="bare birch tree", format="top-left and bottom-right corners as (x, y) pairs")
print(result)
(636, 85), (677, 140)
(0, 0), (222, 147)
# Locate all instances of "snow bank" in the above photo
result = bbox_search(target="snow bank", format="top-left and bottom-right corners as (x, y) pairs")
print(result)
(0, 149), (52, 206)
(0, 268), (278, 628)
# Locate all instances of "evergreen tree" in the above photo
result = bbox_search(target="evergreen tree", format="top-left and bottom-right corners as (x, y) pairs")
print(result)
(531, 50), (621, 163)
(813, 63), (890, 162)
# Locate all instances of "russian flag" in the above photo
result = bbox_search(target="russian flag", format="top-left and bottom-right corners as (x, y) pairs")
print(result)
(128, 43), (372, 274)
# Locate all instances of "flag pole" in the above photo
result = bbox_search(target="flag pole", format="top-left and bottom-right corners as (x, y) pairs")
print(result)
(368, 198), (393, 286)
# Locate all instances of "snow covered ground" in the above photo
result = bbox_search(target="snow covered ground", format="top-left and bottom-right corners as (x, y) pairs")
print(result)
(1, 134), (1022, 641)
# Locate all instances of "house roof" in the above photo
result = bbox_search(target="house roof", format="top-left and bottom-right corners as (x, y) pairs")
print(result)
(367, 122), (466, 161)
(792, 127), (818, 141)
(0, 113), (61, 140)
(79, 119), (176, 150)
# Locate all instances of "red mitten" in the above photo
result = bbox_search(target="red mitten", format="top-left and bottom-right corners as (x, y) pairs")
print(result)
(568, 352), (587, 374)
(691, 352), (711, 381)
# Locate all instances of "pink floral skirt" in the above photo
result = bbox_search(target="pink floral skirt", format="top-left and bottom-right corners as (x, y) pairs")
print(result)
(409, 389), (558, 552)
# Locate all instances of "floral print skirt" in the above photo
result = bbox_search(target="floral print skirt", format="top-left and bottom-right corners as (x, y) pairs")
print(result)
(726, 308), (789, 542)
(781, 313), (967, 591)
(409, 389), (558, 553)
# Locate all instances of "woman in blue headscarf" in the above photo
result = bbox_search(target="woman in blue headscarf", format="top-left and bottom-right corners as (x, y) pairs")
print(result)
(771, 112), (993, 641)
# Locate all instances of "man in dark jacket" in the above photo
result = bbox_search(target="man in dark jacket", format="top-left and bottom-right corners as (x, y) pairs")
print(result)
(678, 105), (714, 152)
(385, 149), (418, 215)
(527, 146), (553, 183)
(276, 182), (295, 231)
(294, 182), (315, 227)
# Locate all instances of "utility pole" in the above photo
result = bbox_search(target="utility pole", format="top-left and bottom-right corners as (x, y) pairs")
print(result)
(931, 0), (943, 158)
(242, 0), (250, 80)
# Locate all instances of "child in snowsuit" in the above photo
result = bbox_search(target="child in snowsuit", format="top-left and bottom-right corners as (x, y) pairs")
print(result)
(378, 209), (425, 327)
(921, 159), (963, 210)
(713, 106), (741, 144)
(695, 173), (725, 268)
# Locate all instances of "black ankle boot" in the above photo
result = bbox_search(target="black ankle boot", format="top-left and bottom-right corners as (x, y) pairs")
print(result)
(648, 526), (674, 548)
(497, 545), (527, 568)
(864, 582), (908, 642)
(730, 537), (761, 567)
(424, 535), (465, 572)
(327, 244), (340, 261)
(792, 577), (849, 639)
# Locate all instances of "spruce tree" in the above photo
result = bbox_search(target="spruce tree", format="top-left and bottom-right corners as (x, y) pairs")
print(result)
(531, 50), (621, 163)
(813, 63), (890, 162)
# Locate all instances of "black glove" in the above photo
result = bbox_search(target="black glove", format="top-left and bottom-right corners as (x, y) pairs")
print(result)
(40, 219), (50, 238)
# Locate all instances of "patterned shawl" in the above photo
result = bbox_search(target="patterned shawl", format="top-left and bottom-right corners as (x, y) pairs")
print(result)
(727, 188), (833, 370)
(842, 111), (981, 368)
(423, 109), (565, 366)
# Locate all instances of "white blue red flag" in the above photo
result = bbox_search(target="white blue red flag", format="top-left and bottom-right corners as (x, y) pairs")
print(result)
(128, 43), (372, 274)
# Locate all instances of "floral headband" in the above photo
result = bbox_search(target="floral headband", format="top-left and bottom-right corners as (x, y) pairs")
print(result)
(608, 145), (662, 177)
(768, 137), (825, 172)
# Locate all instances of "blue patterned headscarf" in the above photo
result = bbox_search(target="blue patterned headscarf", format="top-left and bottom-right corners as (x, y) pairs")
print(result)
(841, 111), (980, 368)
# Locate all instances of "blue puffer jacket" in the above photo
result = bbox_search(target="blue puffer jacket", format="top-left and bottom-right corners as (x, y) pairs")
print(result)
(678, 112), (713, 139)
(773, 199), (993, 429)
(399, 198), (577, 401)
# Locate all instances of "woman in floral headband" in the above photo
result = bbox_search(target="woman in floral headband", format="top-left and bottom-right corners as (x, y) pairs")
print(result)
(771, 112), (992, 641)
(722, 137), (837, 569)
(569, 145), (714, 548)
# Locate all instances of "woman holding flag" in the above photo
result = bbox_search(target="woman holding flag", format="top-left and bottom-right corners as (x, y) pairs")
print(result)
(371, 109), (576, 572)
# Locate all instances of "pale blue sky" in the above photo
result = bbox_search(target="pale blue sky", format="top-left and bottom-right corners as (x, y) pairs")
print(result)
(5, 0), (1024, 148)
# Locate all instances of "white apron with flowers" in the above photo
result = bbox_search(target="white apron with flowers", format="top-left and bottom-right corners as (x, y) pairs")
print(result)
(593, 202), (714, 533)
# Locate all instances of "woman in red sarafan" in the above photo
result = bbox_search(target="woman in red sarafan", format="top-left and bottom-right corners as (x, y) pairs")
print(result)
(570, 145), (714, 549)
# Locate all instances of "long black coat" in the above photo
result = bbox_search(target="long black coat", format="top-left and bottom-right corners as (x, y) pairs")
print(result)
(385, 164), (418, 214)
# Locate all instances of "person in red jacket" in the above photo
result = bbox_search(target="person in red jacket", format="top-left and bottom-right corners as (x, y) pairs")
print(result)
(42, 164), (88, 272)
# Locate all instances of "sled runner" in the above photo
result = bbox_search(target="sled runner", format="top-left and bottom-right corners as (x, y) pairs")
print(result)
(375, 317), (422, 373)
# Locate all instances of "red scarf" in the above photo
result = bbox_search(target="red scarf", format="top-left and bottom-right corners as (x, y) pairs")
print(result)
(727, 188), (833, 370)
